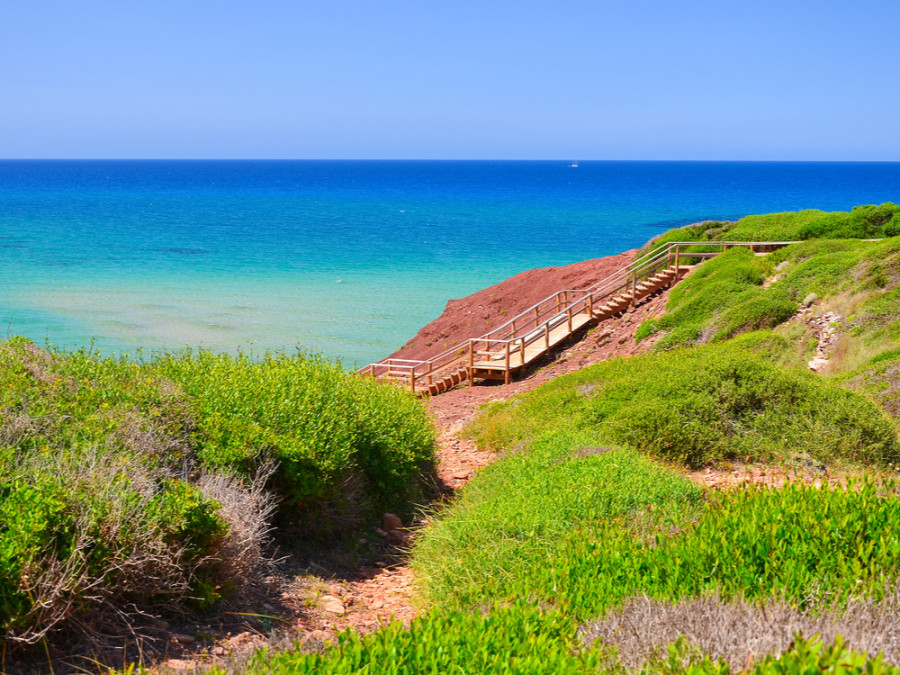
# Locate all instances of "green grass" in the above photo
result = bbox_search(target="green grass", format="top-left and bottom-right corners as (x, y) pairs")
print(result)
(459, 480), (900, 621)
(412, 444), (701, 610)
(636, 247), (796, 348)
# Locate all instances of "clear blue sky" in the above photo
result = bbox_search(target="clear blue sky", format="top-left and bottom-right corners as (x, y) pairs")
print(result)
(3, 0), (898, 160)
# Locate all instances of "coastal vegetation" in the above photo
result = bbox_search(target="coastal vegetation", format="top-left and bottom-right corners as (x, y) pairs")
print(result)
(0, 341), (434, 646)
(219, 204), (900, 673)
(7, 203), (900, 672)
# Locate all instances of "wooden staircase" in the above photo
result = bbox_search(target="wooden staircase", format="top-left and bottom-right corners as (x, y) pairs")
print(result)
(360, 241), (796, 395)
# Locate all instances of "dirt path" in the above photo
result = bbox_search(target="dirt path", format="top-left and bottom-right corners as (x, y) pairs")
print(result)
(154, 272), (677, 671)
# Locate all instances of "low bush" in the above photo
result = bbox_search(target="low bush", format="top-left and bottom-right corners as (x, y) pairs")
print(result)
(585, 587), (900, 672)
(642, 203), (900, 250)
(154, 350), (435, 515)
(0, 339), (436, 644)
(467, 342), (899, 468)
(0, 450), (227, 643)
(631, 635), (900, 675)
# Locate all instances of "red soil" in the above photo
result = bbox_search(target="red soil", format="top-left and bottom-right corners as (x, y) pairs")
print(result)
(387, 250), (636, 362)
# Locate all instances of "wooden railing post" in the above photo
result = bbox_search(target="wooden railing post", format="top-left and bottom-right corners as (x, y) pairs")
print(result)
(427, 361), (433, 385)
(520, 337), (526, 366)
(545, 323), (550, 349)
(588, 294), (594, 317)
(409, 367), (415, 393)
(631, 270), (637, 306)
(468, 341), (474, 386)
(504, 342), (511, 385)
(567, 306), (573, 332)
(534, 306), (539, 327)
(674, 245), (680, 283)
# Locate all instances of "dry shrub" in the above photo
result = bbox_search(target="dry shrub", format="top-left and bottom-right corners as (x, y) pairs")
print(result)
(198, 460), (279, 587)
(581, 588), (900, 671)
(8, 450), (201, 646)
(0, 411), (37, 447)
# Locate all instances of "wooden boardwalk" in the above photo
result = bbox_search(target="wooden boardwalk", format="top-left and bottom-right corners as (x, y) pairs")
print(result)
(360, 241), (796, 395)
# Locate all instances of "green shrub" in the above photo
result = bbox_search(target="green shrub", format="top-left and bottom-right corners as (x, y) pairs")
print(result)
(642, 204), (900, 249)
(636, 248), (796, 348)
(468, 343), (899, 469)
(153, 350), (435, 511)
(0, 339), (436, 643)
(0, 456), (227, 638)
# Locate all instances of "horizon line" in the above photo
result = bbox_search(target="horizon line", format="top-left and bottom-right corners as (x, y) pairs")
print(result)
(2, 158), (900, 163)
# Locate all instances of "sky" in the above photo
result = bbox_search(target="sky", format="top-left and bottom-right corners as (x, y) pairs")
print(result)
(2, 0), (899, 160)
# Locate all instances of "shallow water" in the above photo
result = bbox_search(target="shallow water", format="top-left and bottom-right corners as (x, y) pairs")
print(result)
(2, 160), (898, 366)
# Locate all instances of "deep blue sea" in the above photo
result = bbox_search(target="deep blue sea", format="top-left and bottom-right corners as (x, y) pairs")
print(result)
(2, 160), (898, 366)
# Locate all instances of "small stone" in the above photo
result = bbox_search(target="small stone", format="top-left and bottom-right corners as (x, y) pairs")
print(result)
(386, 529), (409, 545)
(381, 513), (403, 531)
(320, 595), (345, 614)
(802, 292), (818, 307)
(358, 537), (369, 546)
(211, 646), (227, 656)
(171, 633), (196, 645)
(374, 527), (388, 538)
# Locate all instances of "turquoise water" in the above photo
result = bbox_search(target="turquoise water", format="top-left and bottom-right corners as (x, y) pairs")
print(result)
(2, 160), (899, 366)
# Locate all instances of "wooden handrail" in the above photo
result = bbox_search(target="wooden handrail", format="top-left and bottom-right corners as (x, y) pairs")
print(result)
(361, 240), (802, 392)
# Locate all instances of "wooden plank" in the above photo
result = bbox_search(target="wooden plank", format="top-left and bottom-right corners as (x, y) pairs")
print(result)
(472, 311), (593, 371)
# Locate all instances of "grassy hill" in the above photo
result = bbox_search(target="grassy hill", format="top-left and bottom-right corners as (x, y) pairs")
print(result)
(230, 205), (900, 673)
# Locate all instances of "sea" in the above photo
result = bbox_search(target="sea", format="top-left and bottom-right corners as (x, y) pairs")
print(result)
(2, 160), (899, 367)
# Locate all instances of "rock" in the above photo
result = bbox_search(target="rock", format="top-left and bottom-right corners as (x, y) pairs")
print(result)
(386, 529), (410, 546)
(320, 595), (345, 614)
(802, 292), (818, 307)
(374, 527), (388, 538)
(381, 513), (403, 531)
(211, 646), (228, 656)
(808, 356), (828, 372)
(171, 633), (196, 645)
